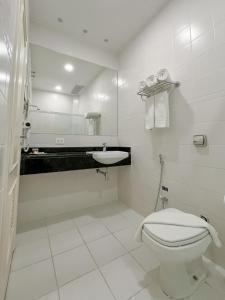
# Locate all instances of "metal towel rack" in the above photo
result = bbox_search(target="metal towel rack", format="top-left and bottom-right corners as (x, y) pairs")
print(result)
(137, 80), (180, 101)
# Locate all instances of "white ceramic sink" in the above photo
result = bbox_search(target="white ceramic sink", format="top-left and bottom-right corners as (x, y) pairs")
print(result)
(89, 151), (129, 165)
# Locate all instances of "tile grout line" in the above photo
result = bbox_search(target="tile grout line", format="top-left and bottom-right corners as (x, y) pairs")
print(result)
(12, 221), (131, 273)
(74, 215), (149, 300)
(14, 204), (145, 300)
(46, 225), (61, 300)
(76, 223), (118, 300)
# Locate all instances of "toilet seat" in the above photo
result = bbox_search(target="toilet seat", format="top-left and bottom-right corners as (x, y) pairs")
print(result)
(143, 223), (209, 247)
(143, 208), (209, 247)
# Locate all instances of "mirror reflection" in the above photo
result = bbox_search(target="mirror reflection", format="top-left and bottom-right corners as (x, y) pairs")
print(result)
(29, 44), (118, 136)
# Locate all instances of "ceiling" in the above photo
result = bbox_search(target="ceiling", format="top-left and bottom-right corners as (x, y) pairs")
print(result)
(29, 0), (169, 54)
(31, 44), (104, 95)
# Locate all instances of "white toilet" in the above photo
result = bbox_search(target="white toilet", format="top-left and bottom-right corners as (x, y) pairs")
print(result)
(142, 208), (212, 299)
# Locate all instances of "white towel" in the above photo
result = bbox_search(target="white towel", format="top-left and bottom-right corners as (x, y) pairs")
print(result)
(145, 97), (155, 130)
(87, 119), (95, 135)
(135, 209), (222, 248)
(154, 91), (169, 128)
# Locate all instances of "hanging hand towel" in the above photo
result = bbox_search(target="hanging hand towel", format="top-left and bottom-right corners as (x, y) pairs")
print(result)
(154, 91), (169, 128)
(87, 119), (95, 135)
(145, 97), (155, 130)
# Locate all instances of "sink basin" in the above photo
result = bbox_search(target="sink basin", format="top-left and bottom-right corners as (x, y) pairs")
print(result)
(90, 151), (129, 165)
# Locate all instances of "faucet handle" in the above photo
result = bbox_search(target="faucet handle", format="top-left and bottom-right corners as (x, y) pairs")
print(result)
(102, 142), (107, 151)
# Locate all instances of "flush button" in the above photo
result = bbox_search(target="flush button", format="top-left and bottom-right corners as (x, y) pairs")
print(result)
(193, 135), (207, 147)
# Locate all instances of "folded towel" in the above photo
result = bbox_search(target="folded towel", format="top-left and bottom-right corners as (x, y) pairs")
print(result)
(135, 209), (222, 248)
(157, 69), (169, 82)
(146, 75), (156, 87)
(139, 81), (147, 92)
(145, 97), (155, 130)
(87, 119), (95, 135)
(154, 91), (169, 128)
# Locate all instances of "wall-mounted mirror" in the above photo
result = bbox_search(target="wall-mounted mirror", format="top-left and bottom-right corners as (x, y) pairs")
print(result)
(29, 44), (118, 136)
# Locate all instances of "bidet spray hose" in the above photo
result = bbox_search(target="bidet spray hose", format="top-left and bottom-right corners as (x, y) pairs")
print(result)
(154, 154), (164, 211)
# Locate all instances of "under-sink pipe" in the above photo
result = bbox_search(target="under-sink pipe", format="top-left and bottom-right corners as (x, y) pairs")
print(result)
(96, 168), (109, 181)
(154, 154), (164, 211)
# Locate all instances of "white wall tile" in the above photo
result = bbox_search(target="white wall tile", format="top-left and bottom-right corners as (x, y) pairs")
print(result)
(18, 168), (118, 226)
(118, 0), (225, 268)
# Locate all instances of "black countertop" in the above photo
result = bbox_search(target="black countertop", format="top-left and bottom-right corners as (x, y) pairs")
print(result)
(20, 147), (131, 175)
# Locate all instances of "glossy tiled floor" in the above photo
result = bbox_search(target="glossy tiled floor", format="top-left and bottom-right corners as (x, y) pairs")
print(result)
(6, 202), (225, 300)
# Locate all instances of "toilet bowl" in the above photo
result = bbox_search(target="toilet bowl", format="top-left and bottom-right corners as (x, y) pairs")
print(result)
(142, 209), (212, 299)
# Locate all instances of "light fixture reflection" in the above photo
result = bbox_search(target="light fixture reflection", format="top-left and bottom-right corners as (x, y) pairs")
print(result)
(0, 42), (8, 57)
(0, 72), (9, 83)
(64, 63), (74, 72)
(55, 85), (62, 91)
(94, 93), (109, 102)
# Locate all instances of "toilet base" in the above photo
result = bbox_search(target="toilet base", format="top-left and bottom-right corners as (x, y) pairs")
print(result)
(159, 257), (207, 299)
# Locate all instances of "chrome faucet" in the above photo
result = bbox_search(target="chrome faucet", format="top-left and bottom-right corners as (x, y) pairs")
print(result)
(102, 142), (107, 152)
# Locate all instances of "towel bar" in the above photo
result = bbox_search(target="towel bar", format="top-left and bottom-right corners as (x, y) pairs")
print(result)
(138, 80), (180, 100)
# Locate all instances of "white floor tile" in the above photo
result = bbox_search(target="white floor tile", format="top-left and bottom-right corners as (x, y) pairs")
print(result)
(17, 219), (46, 234)
(79, 221), (110, 242)
(87, 234), (127, 266)
(188, 282), (225, 300)
(102, 214), (131, 233)
(53, 245), (96, 286)
(16, 227), (48, 247)
(6, 259), (57, 300)
(49, 229), (83, 255)
(91, 203), (119, 218)
(73, 209), (98, 227)
(121, 209), (144, 228)
(47, 219), (75, 236)
(12, 204), (223, 300)
(130, 283), (168, 300)
(108, 201), (128, 213)
(60, 270), (114, 300)
(37, 291), (59, 300)
(114, 227), (142, 251)
(131, 245), (159, 272)
(101, 254), (149, 300)
(12, 238), (51, 271)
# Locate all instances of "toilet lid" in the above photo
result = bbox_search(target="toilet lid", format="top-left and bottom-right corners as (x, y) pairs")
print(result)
(143, 209), (209, 247)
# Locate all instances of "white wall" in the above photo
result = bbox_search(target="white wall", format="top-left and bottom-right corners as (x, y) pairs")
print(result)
(30, 22), (118, 70)
(18, 168), (118, 226)
(32, 89), (73, 113)
(118, 0), (225, 268)
(79, 69), (118, 136)
(29, 134), (118, 147)
(30, 89), (85, 135)
(29, 89), (119, 146)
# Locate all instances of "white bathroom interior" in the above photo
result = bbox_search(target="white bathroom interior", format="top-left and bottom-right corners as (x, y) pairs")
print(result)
(1, 0), (225, 299)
